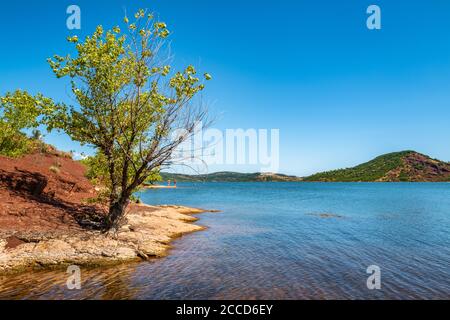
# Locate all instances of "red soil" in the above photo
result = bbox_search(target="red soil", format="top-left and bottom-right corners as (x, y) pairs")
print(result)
(0, 150), (104, 235)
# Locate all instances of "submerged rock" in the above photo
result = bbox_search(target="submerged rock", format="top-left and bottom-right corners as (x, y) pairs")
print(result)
(307, 212), (345, 219)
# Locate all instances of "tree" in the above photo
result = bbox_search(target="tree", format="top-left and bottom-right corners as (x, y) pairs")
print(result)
(0, 90), (53, 157)
(46, 9), (211, 230)
(31, 129), (43, 140)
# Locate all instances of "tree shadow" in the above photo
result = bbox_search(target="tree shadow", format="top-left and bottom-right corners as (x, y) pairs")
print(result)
(0, 169), (106, 230)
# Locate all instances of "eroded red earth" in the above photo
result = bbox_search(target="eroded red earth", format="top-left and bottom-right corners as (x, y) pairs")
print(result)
(0, 150), (104, 238)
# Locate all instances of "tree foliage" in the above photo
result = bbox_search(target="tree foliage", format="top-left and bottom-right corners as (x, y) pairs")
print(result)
(0, 90), (53, 157)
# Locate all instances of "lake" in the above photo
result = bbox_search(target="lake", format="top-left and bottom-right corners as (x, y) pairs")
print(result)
(1, 182), (449, 299)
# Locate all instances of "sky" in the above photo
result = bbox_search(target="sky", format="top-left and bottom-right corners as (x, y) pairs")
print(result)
(1, 0), (450, 175)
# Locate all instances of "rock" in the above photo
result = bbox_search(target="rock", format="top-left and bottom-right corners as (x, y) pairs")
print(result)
(115, 247), (137, 260)
(307, 212), (344, 219)
(0, 204), (210, 274)
(0, 239), (6, 253)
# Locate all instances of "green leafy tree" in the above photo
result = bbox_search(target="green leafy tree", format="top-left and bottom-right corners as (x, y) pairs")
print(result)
(0, 90), (53, 157)
(46, 9), (211, 230)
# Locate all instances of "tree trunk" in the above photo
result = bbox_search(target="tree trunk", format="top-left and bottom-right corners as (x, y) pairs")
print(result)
(106, 198), (129, 231)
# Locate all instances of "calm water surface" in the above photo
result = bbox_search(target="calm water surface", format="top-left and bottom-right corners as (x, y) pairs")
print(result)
(1, 182), (450, 299)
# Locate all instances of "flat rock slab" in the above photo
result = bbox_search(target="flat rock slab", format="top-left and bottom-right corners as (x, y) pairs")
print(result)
(0, 204), (210, 274)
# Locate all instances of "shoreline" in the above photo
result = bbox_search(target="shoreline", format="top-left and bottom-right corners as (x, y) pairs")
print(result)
(142, 185), (177, 189)
(0, 204), (213, 275)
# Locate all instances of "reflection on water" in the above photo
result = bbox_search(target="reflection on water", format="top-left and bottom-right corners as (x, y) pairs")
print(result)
(1, 183), (450, 299)
(0, 263), (142, 300)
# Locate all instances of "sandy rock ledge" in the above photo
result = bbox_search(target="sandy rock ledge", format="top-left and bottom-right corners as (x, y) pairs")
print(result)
(0, 204), (211, 274)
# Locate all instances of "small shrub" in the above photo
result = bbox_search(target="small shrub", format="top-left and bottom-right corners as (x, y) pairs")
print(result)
(130, 194), (142, 204)
(31, 129), (42, 140)
(0, 132), (31, 157)
(49, 165), (61, 174)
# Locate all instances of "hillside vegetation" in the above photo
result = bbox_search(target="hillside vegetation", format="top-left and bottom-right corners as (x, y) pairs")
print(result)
(160, 151), (450, 182)
(160, 172), (302, 182)
(303, 151), (450, 182)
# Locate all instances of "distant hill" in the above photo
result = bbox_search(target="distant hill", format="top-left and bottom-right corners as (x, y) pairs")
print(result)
(160, 151), (450, 183)
(160, 171), (302, 182)
(303, 151), (450, 182)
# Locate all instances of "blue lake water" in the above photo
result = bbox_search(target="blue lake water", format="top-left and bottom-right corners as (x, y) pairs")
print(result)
(1, 182), (450, 299)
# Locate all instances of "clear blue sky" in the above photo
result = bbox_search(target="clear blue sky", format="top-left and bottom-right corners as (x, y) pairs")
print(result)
(1, 0), (450, 175)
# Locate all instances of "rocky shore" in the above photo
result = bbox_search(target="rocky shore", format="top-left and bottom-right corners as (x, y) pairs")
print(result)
(0, 151), (217, 275)
(0, 204), (210, 274)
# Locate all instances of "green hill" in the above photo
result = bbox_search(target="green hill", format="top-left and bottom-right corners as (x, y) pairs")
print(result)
(160, 171), (302, 182)
(159, 151), (450, 183)
(303, 151), (450, 182)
